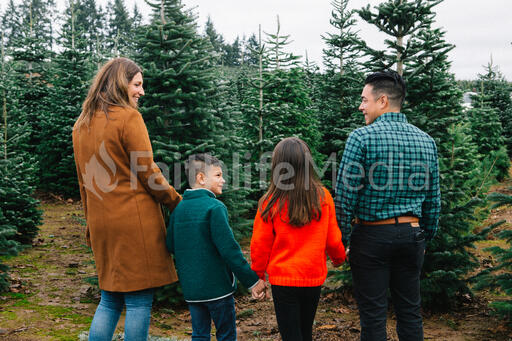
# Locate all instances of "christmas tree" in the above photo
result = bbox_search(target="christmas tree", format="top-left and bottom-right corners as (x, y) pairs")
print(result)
(474, 192), (512, 326)
(37, 0), (92, 197)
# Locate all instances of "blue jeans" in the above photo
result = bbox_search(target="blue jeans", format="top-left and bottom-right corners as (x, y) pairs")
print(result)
(88, 288), (155, 341)
(188, 295), (236, 341)
(349, 223), (425, 341)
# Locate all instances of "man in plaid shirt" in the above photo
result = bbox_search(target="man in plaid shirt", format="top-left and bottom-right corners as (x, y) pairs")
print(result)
(335, 71), (440, 341)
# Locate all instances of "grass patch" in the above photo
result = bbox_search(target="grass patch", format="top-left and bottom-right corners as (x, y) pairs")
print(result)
(0, 310), (17, 320)
(476, 239), (508, 248)
(440, 316), (458, 330)
(237, 309), (255, 319)
(154, 320), (174, 330)
(65, 268), (78, 275)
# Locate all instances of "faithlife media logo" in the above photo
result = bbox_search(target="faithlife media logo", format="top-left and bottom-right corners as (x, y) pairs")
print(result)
(82, 141), (118, 200)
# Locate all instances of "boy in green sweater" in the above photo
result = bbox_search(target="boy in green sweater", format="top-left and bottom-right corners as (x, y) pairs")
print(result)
(166, 153), (266, 341)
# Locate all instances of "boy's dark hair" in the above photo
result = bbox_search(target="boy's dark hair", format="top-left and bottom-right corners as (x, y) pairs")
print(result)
(185, 153), (221, 186)
(365, 70), (406, 108)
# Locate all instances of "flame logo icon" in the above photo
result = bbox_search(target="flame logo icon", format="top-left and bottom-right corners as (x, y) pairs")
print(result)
(82, 141), (119, 200)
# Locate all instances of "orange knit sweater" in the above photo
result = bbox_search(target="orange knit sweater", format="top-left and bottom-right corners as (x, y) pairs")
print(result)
(250, 187), (346, 287)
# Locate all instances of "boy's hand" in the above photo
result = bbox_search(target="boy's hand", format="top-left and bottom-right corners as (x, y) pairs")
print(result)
(251, 279), (266, 300)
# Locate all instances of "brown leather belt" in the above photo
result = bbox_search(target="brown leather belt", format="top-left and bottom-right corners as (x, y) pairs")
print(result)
(354, 216), (419, 226)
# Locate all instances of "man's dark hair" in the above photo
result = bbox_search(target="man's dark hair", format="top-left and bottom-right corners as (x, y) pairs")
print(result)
(185, 153), (221, 186)
(365, 70), (406, 108)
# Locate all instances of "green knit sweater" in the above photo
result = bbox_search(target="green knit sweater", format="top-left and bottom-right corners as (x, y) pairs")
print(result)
(166, 189), (259, 302)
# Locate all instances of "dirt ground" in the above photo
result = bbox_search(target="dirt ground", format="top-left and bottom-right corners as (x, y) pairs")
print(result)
(0, 193), (511, 340)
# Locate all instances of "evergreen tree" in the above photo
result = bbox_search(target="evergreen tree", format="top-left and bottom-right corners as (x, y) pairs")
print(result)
(69, 0), (109, 69)
(242, 33), (259, 66)
(474, 192), (512, 326)
(210, 68), (255, 239)
(223, 36), (242, 67)
(0, 31), (23, 293)
(234, 21), (322, 215)
(37, 0), (92, 197)
(17, 0), (56, 49)
(105, 0), (135, 56)
(472, 59), (512, 159)
(321, 0), (367, 290)
(420, 123), (494, 310)
(74, 0), (108, 67)
(319, 0), (364, 161)
(238, 21), (320, 158)
(358, 0), (441, 75)
(137, 0), (218, 189)
(403, 27), (459, 139)
(0, 30), (42, 245)
(404, 24), (506, 310)
(1, 0), (22, 49)
(204, 16), (225, 64)
(466, 106), (508, 181)
(303, 51), (321, 127)
(0, 157), (42, 245)
(263, 15), (300, 70)
(8, 0), (55, 180)
(0, 204), (20, 292)
(132, 4), (143, 30)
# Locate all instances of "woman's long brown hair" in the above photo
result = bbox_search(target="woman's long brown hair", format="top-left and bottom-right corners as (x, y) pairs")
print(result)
(75, 57), (142, 129)
(258, 137), (324, 227)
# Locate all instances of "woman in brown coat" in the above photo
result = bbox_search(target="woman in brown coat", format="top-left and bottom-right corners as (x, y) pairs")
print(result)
(72, 57), (181, 340)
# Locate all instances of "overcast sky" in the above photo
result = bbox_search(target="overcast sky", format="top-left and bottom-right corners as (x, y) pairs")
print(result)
(4, 0), (512, 80)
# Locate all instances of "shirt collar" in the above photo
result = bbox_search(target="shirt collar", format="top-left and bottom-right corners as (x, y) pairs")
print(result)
(374, 112), (407, 124)
(184, 188), (216, 198)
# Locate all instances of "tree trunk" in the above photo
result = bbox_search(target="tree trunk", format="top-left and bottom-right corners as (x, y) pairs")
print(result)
(397, 34), (403, 76)
(396, 0), (404, 75)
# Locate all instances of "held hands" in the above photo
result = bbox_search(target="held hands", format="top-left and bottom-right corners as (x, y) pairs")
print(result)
(251, 279), (268, 300)
(332, 247), (349, 268)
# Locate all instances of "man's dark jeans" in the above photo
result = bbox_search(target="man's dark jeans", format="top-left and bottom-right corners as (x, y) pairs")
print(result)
(349, 222), (426, 341)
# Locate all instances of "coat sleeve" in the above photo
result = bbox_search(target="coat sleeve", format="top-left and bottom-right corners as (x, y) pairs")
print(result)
(210, 204), (259, 289)
(72, 130), (91, 247)
(121, 109), (181, 212)
(324, 190), (346, 266)
(250, 207), (275, 280)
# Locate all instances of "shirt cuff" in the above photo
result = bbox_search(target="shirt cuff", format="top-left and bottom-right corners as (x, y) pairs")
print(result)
(248, 279), (260, 290)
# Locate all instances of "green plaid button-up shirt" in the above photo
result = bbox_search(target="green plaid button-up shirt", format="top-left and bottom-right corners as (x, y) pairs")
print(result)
(334, 112), (441, 247)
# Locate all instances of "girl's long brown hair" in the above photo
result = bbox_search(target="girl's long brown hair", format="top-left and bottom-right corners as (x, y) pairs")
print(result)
(258, 137), (324, 227)
(75, 57), (142, 129)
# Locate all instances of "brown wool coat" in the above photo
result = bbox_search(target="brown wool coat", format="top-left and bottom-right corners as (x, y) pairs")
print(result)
(72, 106), (181, 292)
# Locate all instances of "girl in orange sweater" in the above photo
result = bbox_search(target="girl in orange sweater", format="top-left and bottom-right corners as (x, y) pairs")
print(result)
(250, 137), (346, 341)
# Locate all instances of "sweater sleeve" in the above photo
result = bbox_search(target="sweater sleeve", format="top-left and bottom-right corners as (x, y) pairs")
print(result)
(324, 190), (346, 266)
(121, 109), (182, 212)
(210, 204), (259, 289)
(250, 207), (275, 280)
